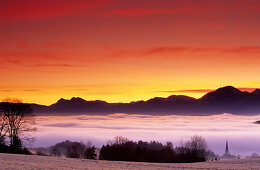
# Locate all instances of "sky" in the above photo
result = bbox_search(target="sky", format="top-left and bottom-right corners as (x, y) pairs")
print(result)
(1, 0), (260, 105)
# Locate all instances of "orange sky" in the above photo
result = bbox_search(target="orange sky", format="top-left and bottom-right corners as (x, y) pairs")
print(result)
(0, 0), (260, 105)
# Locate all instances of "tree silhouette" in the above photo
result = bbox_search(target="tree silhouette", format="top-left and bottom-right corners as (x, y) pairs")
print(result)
(84, 146), (97, 159)
(50, 140), (97, 159)
(185, 135), (208, 162)
(50, 147), (61, 157)
(100, 136), (209, 163)
(0, 110), (8, 146)
(0, 98), (35, 151)
(66, 142), (86, 158)
(107, 136), (129, 145)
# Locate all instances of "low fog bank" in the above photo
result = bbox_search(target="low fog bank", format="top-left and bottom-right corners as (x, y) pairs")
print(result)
(31, 113), (260, 157)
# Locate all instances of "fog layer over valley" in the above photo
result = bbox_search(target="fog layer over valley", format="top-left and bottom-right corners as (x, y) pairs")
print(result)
(34, 113), (260, 157)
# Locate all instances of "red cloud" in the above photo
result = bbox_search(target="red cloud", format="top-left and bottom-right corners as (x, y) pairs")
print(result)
(238, 88), (257, 93)
(31, 64), (85, 67)
(142, 46), (260, 55)
(94, 0), (260, 17)
(1, 44), (260, 68)
(106, 46), (260, 60)
(0, 0), (114, 21)
(222, 46), (260, 53)
(1, 0), (259, 22)
(143, 47), (191, 55)
(42, 41), (70, 48)
(105, 7), (192, 17)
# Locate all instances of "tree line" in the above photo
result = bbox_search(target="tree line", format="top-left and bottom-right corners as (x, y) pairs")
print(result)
(99, 136), (213, 163)
(36, 135), (215, 163)
(48, 140), (97, 159)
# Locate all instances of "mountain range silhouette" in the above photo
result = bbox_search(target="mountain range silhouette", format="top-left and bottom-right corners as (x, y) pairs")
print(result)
(31, 86), (260, 115)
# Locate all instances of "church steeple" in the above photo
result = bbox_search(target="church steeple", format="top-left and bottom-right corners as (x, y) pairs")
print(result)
(225, 140), (229, 154)
(221, 140), (236, 159)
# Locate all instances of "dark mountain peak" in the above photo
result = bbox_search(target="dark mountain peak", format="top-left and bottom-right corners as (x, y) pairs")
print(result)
(145, 95), (195, 105)
(51, 97), (86, 107)
(52, 97), (108, 108)
(56, 97), (86, 103)
(215, 86), (241, 94)
(200, 86), (242, 101)
(167, 95), (195, 101)
(252, 89), (260, 95)
(56, 98), (69, 104)
(70, 97), (87, 103)
(146, 97), (166, 103)
(90, 100), (108, 104)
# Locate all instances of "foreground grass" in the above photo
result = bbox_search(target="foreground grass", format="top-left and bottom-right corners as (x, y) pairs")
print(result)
(0, 153), (260, 170)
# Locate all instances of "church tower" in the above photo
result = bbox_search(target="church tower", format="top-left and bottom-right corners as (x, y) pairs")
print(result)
(225, 140), (229, 154)
(221, 140), (236, 159)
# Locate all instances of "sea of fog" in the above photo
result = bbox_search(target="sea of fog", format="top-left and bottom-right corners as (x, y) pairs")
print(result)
(32, 113), (260, 157)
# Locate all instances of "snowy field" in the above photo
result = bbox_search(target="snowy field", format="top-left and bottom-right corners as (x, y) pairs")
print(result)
(1, 153), (260, 170)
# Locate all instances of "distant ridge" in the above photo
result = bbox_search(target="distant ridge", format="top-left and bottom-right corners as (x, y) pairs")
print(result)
(252, 89), (260, 95)
(28, 86), (260, 115)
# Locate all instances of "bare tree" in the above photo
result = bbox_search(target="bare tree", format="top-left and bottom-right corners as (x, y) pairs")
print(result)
(66, 142), (86, 158)
(107, 136), (129, 145)
(86, 141), (92, 148)
(166, 141), (173, 150)
(0, 111), (8, 145)
(112, 136), (129, 145)
(0, 98), (35, 148)
(185, 135), (208, 160)
(188, 135), (208, 152)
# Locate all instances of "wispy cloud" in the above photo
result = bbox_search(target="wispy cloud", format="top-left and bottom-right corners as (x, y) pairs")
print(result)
(102, 7), (193, 17)
(159, 89), (213, 93)
(142, 46), (260, 55)
(0, 89), (43, 92)
(43, 123), (78, 128)
(31, 64), (86, 68)
(247, 82), (260, 85)
(105, 45), (260, 61)
(73, 88), (89, 91)
(238, 88), (258, 92)
(142, 46), (191, 55)
(1, 0), (259, 26)
(158, 87), (258, 94)
(0, 0), (115, 22)
(42, 41), (70, 48)
(84, 92), (119, 95)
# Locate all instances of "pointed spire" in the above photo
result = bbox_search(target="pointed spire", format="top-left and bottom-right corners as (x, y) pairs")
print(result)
(225, 140), (229, 154)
